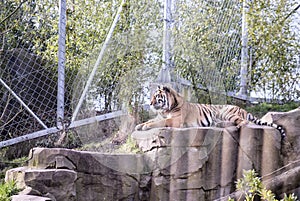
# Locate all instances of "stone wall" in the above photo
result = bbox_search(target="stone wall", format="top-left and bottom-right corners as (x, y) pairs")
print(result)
(132, 125), (282, 200)
(5, 109), (300, 201)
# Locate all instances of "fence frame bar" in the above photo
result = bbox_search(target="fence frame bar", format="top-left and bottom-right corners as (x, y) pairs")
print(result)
(0, 110), (125, 148)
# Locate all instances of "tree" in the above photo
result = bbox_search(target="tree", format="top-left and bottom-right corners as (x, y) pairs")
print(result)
(0, 0), (164, 147)
(247, 0), (300, 102)
(0, 0), (34, 50)
(29, 0), (163, 114)
(0, 0), (58, 135)
(173, 0), (242, 103)
(172, 0), (299, 103)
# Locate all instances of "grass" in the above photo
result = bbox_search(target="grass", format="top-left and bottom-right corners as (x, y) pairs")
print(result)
(77, 135), (141, 154)
(245, 102), (299, 118)
(117, 136), (141, 154)
(0, 180), (21, 201)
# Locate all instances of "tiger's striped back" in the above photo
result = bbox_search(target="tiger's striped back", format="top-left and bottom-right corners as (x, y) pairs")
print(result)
(206, 104), (285, 137)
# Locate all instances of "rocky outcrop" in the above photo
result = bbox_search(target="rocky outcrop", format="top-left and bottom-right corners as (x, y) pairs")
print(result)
(261, 108), (300, 163)
(6, 167), (76, 201)
(6, 148), (152, 201)
(5, 108), (300, 201)
(132, 125), (283, 201)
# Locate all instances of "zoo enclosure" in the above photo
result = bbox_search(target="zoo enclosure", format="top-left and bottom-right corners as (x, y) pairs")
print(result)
(0, 0), (299, 149)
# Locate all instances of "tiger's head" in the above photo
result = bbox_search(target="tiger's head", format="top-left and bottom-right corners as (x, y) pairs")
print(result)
(150, 85), (183, 112)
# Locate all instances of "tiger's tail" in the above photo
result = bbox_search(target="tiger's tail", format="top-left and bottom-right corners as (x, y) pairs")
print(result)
(246, 113), (286, 138)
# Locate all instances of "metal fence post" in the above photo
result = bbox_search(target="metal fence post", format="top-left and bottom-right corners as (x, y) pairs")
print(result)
(57, 0), (66, 128)
(238, 0), (249, 98)
(157, 0), (172, 83)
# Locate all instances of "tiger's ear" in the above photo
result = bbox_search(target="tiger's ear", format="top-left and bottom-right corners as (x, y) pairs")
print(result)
(157, 85), (164, 92)
(162, 86), (170, 93)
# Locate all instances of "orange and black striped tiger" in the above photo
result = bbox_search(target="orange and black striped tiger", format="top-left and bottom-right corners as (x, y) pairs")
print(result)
(135, 85), (285, 137)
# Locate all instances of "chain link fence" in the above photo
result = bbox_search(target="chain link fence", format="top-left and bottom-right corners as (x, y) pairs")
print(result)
(0, 0), (299, 157)
(0, 0), (163, 156)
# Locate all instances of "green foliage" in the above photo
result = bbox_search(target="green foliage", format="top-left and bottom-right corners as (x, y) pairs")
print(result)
(0, 180), (20, 201)
(77, 135), (141, 154)
(2, 0), (298, 109)
(92, 0), (162, 112)
(173, 0), (242, 103)
(230, 170), (298, 201)
(0, 0), (36, 50)
(247, 0), (300, 101)
(246, 102), (299, 118)
(31, 0), (117, 68)
(1, 0), (162, 130)
(172, 0), (299, 102)
(117, 135), (141, 154)
(0, 155), (29, 184)
(33, 0), (163, 112)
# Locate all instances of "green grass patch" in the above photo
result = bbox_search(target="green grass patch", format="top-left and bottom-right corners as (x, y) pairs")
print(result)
(77, 135), (141, 154)
(246, 102), (299, 118)
(0, 180), (21, 201)
(117, 136), (141, 154)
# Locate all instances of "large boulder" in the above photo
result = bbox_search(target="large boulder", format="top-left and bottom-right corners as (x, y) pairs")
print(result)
(6, 148), (152, 201)
(5, 167), (76, 201)
(261, 108), (300, 163)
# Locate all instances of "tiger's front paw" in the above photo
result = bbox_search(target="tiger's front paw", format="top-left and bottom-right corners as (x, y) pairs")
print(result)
(135, 123), (144, 131)
(141, 124), (151, 131)
(135, 123), (152, 131)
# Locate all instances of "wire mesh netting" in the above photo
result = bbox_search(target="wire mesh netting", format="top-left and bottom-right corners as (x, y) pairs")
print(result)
(0, 0), (164, 153)
(0, 0), (299, 156)
(0, 49), (56, 134)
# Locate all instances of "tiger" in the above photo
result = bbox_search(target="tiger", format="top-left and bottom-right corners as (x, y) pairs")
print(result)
(135, 85), (286, 138)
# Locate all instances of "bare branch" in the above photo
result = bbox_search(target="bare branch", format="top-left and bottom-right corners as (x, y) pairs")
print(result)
(282, 4), (300, 23)
(0, 107), (23, 129)
(0, 0), (29, 25)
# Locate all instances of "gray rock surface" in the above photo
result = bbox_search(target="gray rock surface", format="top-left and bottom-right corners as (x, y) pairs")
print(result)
(11, 195), (52, 201)
(6, 167), (76, 201)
